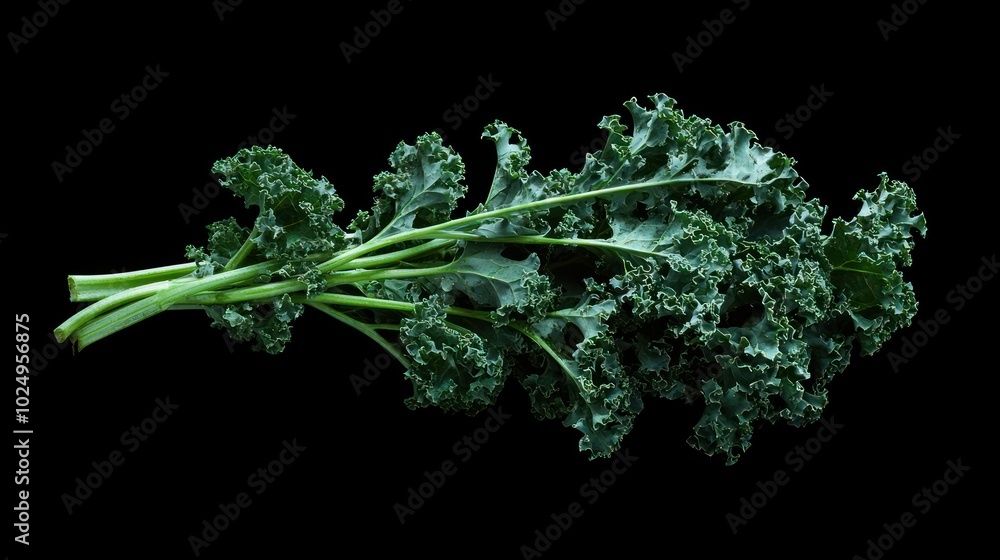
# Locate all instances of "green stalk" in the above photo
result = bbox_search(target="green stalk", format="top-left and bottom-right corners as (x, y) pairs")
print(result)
(510, 327), (614, 451)
(508, 323), (582, 387)
(314, 176), (751, 271)
(179, 238), (459, 305)
(67, 260), (280, 349)
(340, 238), (456, 271)
(327, 263), (454, 285)
(221, 227), (259, 272)
(180, 263), (454, 306)
(294, 293), (494, 322)
(67, 238), (455, 305)
(413, 177), (751, 237)
(423, 231), (668, 259)
(181, 279), (305, 306)
(59, 176), (748, 350)
(307, 293), (586, 397)
(55, 281), (176, 342)
(305, 302), (411, 368)
(59, 239), (457, 346)
(69, 263), (198, 302)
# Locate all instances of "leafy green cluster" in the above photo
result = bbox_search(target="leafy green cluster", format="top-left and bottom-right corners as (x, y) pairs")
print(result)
(56, 94), (926, 464)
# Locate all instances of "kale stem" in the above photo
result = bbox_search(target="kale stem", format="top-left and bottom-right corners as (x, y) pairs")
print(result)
(508, 322), (613, 454)
(68, 263), (199, 302)
(421, 231), (666, 258)
(314, 176), (750, 271)
(222, 227), (260, 271)
(55, 281), (176, 342)
(507, 322), (586, 395)
(414, 177), (753, 236)
(180, 263), (455, 306)
(59, 239), (458, 346)
(345, 238), (456, 270)
(293, 293), (494, 321)
(305, 302), (411, 368)
(66, 260), (281, 349)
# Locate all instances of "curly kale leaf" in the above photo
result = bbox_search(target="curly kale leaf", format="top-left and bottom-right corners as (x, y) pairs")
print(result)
(331, 94), (926, 463)
(349, 133), (467, 244)
(399, 295), (507, 413)
(825, 174), (927, 354)
(211, 145), (348, 264)
(184, 217), (251, 277)
(442, 94), (923, 463)
(188, 146), (352, 351)
(520, 281), (643, 458)
(206, 294), (303, 355)
(421, 242), (557, 325)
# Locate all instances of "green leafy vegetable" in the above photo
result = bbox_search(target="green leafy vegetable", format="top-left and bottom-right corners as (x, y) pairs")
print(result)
(55, 94), (926, 464)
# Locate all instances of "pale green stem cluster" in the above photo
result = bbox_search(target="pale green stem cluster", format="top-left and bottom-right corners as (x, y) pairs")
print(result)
(56, 176), (746, 354)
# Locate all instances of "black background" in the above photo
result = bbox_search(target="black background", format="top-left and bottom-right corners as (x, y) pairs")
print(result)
(6, 1), (991, 558)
